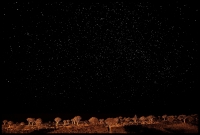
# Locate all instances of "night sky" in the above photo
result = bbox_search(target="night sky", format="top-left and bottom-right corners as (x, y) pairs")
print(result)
(3, 1), (198, 122)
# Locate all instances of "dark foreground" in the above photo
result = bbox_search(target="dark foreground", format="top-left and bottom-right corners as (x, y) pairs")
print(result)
(2, 123), (198, 134)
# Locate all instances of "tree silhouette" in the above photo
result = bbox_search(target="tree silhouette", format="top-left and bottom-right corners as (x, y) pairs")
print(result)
(88, 117), (99, 125)
(54, 117), (62, 127)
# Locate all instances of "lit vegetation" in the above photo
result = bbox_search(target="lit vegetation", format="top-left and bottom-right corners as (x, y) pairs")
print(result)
(2, 114), (198, 134)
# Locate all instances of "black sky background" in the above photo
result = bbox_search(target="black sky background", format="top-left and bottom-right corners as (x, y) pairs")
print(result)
(3, 1), (199, 122)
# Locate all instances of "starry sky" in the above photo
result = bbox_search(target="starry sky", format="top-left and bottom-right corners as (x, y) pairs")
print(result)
(3, 1), (198, 121)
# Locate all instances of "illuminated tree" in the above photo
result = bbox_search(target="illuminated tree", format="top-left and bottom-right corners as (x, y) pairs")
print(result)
(54, 117), (62, 127)
(124, 117), (131, 122)
(26, 118), (35, 126)
(71, 118), (75, 124)
(139, 116), (146, 124)
(178, 115), (187, 123)
(146, 115), (155, 124)
(20, 122), (25, 126)
(73, 116), (82, 125)
(66, 120), (70, 125)
(167, 115), (175, 122)
(99, 119), (105, 124)
(88, 117), (99, 125)
(132, 115), (138, 124)
(105, 118), (119, 133)
(7, 121), (13, 128)
(162, 114), (167, 121)
(3, 120), (8, 125)
(35, 118), (42, 129)
(63, 120), (67, 126)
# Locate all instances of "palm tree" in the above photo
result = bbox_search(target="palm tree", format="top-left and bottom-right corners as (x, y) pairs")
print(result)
(54, 117), (62, 127)
(3, 120), (8, 125)
(162, 114), (167, 121)
(88, 117), (99, 125)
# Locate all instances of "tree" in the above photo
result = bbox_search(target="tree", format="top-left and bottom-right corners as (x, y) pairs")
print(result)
(88, 117), (99, 125)
(119, 116), (123, 119)
(124, 117), (131, 122)
(7, 121), (13, 128)
(20, 122), (25, 126)
(162, 114), (167, 121)
(99, 119), (105, 124)
(73, 116), (82, 125)
(139, 116), (146, 124)
(186, 116), (195, 124)
(3, 120), (8, 125)
(35, 118), (42, 129)
(63, 120), (67, 126)
(71, 118), (75, 124)
(54, 117), (62, 127)
(190, 114), (198, 124)
(146, 115), (155, 124)
(26, 118), (35, 126)
(66, 120), (70, 125)
(167, 115), (175, 123)
(177, 115), (187, 123)
(132, 115), (138, 124)
(105, 118), (119, 133)
(63, 120), (70, 126)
